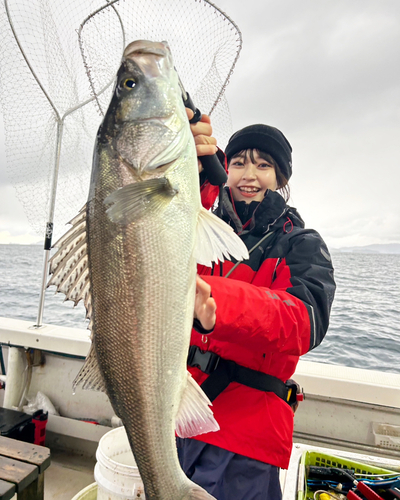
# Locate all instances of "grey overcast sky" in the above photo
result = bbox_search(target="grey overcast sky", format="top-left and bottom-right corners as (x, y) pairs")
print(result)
(0, 0), (399, 248)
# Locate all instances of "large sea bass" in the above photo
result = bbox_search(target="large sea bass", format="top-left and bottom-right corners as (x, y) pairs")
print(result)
(48, 40), (248, 499)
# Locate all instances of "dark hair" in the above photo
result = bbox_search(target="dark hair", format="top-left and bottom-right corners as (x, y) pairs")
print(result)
(228, 148), (290, 202)
(225, 124), (293, 181)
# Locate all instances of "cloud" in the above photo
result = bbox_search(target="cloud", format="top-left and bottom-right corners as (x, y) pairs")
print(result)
(0, 184), (42, 243)
(0, 0), (399, 248)
(289, 122), (400, 246)
(218, 0), (400, 248)
(224, 1), (400, 129)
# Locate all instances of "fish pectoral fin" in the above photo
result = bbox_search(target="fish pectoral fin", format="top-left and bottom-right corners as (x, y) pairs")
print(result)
(195, 207), (249, 267)
(72, 344), (107, 393)
(104, 177), (178, 224)
(175, 372), (219, 438)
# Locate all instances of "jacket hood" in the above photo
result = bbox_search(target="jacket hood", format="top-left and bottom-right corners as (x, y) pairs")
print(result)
(218, 187), (305, 235)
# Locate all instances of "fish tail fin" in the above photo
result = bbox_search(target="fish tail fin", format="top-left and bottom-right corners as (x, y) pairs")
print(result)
(175, 372), (219, 438)
(186, 484), (217, 499)
(148, 483), (216, 500)
(195, 207), (249, 267)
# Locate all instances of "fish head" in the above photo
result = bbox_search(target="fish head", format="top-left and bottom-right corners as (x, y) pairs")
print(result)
(101, 40), (191, 177)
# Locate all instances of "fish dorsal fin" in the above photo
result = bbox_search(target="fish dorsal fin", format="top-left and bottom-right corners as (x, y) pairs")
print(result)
(48, 206), (91, 311)
(48, 206), (107, 393)
(104, 177), (178, 224)
(175, 372), (219, 438)
(195, 207), (249, 267)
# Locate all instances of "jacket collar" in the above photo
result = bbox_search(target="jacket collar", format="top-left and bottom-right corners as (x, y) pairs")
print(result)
(219, 187), (304, 235)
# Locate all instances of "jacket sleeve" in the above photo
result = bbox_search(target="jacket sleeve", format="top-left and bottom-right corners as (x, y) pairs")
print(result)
(274, 229), (335, 351)
(200, 229), (335, 356)
(200, 180), (220, 210)
(199, 148), (227, 210)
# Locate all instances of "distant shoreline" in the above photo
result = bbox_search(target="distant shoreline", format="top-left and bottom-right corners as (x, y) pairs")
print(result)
(331, 243), (400, 255)
(2, 241), (400, 255)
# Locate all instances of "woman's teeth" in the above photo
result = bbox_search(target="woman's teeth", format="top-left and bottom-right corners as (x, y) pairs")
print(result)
(239, 187), (260, 192)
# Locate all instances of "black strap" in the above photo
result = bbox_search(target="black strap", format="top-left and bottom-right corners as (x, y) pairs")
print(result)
(188, 346), (289, 403)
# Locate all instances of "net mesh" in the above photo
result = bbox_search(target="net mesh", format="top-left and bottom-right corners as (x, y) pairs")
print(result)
(0, 0), (241, 241)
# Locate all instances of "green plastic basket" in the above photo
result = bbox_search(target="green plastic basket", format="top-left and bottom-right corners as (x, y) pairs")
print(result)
(297, 450), (399, 500)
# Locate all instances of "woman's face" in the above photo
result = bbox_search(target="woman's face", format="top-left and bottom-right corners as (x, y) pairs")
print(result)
(227, 150), (277, 203)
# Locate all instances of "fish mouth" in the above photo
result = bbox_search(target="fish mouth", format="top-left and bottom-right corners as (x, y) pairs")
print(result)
(123, 40), (172, 80)
(123, 40), (169, 59)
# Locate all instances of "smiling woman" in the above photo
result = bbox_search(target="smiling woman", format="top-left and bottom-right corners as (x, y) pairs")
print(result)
(225, 124), (292, 204)
(227, 150), (278, 202)
(181, 119), (336, 500)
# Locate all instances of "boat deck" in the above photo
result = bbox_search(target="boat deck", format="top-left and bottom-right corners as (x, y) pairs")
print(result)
(42, 449), (286, 500)
(44, 449), (95, 500)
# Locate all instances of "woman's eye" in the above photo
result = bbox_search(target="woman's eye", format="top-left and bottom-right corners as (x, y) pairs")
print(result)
(123, 78), (136, 89)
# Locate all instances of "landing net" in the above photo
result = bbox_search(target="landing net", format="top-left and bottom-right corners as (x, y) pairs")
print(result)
(0, 0), (242, 243)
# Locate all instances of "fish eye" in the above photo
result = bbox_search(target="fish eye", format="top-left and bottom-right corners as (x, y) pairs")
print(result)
(123, 78), (136, 89)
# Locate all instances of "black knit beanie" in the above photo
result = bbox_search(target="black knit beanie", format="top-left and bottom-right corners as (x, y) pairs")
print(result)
(225, 124), (293, 180)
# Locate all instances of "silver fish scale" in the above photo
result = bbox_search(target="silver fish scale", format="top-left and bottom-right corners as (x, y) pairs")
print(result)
(88, 147), (201, 499)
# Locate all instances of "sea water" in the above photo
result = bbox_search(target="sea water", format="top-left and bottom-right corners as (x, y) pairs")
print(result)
(0, 244), (399, 374)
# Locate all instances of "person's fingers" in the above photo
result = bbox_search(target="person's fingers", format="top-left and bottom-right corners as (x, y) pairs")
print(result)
(194, 276), (216, 331)
(202, 297), (217, 331)
(186, 108), (194, 121)
(196, 144), (218, 157)
(199, 114), (211, 124)
(196, 275), (212, 298)
(205, 297), (217, 316)
(195, 277), (211, 318)
(194, 133), (217, 157)
(190, 120), (213, 138)
(193, 135), (217, 146)
(187, 113), (218, 169)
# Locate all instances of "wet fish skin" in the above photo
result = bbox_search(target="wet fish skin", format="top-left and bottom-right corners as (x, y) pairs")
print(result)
(89, 41), (207, 500)
(49, 40), (248, 500)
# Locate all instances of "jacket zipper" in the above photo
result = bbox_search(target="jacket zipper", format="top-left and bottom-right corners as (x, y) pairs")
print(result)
(309, 304), (317, 349)
(224, 230), (274, 278)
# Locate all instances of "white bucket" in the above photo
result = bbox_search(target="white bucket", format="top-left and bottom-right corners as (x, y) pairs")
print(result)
(94, 426), (145, 500)
(71, 482), (97, 500)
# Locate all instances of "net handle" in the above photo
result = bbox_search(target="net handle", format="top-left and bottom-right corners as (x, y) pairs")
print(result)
(4, 0), (115, 327)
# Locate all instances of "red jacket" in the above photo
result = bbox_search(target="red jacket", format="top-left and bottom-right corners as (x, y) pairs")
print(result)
(189, 183), (335, 469)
